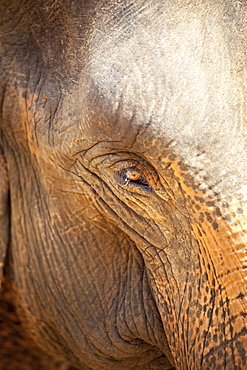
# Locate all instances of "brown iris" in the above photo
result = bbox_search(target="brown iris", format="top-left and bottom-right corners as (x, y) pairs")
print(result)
(123, 166), (151, 189)
(115, 162), (155, 192)
(125, 169), (141, 181)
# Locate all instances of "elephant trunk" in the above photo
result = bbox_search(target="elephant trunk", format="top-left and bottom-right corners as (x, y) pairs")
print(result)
(180, 190), (247, 369)
(163, 162), (247, 368)
(191, 210), (247, 369)
(145, 183), (247, 369)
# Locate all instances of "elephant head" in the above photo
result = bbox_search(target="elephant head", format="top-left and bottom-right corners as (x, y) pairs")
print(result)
(0, 0), (246, 369)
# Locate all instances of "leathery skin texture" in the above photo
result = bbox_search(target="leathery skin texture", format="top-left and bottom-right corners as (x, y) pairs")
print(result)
(0, 0), (246, 369)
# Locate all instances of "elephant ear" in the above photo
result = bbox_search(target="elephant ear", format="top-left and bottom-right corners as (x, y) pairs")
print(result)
(0, 145), (9, 290)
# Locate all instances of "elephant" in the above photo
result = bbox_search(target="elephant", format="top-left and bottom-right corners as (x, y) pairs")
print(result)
(0, 0), (246, 369)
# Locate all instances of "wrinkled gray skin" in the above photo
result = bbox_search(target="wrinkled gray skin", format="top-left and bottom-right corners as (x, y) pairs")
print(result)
(0, 1), (247, 369)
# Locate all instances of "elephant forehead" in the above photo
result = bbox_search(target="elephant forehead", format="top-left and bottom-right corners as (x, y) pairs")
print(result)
(79, 1), (242, 137)
(31, 0), (246, 197)
(59, 0), (246, 194)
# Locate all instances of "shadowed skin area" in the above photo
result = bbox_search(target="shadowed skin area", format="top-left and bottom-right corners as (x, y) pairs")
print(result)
(0, 0), (246, 369)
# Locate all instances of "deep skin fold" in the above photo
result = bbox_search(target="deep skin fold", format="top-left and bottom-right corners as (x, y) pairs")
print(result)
(0, 0), (247, 369)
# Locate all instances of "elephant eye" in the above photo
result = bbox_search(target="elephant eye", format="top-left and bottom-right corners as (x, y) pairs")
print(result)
(126, 169), (141, 181)
(116, 166), (152, 191)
